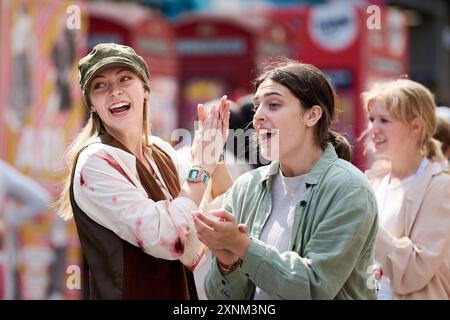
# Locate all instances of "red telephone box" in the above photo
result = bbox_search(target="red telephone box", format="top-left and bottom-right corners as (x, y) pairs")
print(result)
(88, 2), (178, 140)
(173, 14), (293, 131)
(259, 3), (408, 170)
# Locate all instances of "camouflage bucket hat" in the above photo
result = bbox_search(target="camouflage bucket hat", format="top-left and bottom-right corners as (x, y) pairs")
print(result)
(78, 43), (150, 107)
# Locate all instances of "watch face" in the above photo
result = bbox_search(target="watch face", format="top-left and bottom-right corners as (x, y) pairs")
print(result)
(188, 169), (200, 180)
(188, 167), (209, 183)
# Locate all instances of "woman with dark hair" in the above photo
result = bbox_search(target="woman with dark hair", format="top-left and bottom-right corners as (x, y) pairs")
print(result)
(194, 59), (378, 300)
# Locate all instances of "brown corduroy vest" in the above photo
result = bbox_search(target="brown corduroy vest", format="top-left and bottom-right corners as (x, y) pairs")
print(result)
(69, 135), (197, 299)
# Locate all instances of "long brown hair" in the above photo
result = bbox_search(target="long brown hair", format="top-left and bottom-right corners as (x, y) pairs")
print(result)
(255, 58), (352, 161)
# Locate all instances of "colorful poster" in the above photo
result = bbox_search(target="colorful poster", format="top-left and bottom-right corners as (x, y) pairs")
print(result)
(0, 0), (87, 299)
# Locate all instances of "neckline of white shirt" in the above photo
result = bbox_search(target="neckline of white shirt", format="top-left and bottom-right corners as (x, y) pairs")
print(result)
(377, 157), (429, 216)
(276, 168), (308, 195)
(278, 168), (309, 185)
(385, 157), (429, 188)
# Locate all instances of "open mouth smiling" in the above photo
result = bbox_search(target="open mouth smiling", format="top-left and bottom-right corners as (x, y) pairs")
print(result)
(109, 102), (131, 115)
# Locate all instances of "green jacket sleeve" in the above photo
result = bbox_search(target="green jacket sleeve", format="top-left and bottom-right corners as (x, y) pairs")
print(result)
(204, 257), (255, 299)
(239, 187), (377, 299)
(204, 181), (257, 299)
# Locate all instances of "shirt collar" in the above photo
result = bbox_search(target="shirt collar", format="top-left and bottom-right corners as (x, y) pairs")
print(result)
(262, 143), (338, 187)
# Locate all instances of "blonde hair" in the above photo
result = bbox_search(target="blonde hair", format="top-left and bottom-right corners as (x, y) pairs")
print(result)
(362, 79), (444, 162)
(56, 87), (150, 220)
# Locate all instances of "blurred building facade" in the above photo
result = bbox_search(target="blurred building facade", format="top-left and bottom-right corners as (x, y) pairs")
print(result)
(0, 0), (87, 299)
(0, 0), (448, 299)
(388, 0), (449, 106)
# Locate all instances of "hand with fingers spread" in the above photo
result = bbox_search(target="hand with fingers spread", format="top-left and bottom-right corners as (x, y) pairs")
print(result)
(191, 95), (231, 175)
(193, 209), (250, 265)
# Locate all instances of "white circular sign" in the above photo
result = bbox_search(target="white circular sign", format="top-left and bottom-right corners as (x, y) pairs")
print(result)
(308, 3), (359, 52)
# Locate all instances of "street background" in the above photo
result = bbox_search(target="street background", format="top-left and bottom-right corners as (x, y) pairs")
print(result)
(0, 0), (449, 299)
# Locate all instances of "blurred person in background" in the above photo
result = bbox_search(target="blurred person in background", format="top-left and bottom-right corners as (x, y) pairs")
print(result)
(0, 159), (51, 299)
(7, 3), (32, 130)
(52, 28), (76, 112)
(205, 98), (253, 179)
(436, 106), (450, 122)
(46, 216), (69, 300)
(236, 94), (266, 169)
(363, 79), (450, 299)
(433, 115), (450, 163)
(176, 99), (253, 181)
(194, 60), (378, 300)
(434, 107), (450, 163)
(57, 43), (232, 299)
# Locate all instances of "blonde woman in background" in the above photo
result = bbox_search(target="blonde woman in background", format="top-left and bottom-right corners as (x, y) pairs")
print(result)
(363, 79), (450, 299)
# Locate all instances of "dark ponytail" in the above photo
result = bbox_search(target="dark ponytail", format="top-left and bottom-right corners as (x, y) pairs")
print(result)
(328, 130), (352, 161)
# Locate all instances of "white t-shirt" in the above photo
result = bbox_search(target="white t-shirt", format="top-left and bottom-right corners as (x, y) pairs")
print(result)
(254, 168), (307, 300)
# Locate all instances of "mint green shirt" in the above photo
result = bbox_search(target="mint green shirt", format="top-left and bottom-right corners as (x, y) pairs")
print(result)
(205, 144), (378, 300)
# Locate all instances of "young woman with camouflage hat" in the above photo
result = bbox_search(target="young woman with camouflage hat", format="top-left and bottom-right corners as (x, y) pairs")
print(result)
(57, 43), (232, 299)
